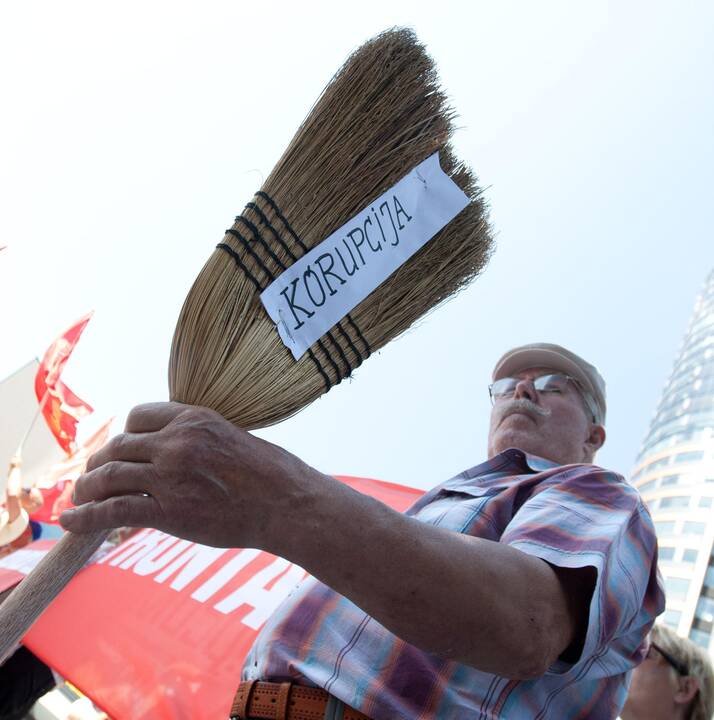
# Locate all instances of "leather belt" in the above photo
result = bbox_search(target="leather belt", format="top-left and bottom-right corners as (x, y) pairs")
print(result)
(230, 680), (372, 720)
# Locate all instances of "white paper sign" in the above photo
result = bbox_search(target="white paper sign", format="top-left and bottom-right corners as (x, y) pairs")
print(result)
(260, 152), (470, 360)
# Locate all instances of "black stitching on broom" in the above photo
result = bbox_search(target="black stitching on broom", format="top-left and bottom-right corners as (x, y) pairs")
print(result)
(307, 348), (332, 392)
(216, 238), (332, 393)
(246, 202), (299, 262)
(254, 191), (309, 253)
(215, 243), (263, 293)
(346, 315), (371, 359)
(225, 228), (276, 285)
(315, 338), (342, 384)
(335, 323), (364, 369)
(253, 191), (370, 369)
(325, 329), (353, 377)
(240, 208), (355, 378)
(234, 215), (286, 273)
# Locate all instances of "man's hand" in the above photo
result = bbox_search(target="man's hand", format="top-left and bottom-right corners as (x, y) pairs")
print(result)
(60, 402), (311, 549)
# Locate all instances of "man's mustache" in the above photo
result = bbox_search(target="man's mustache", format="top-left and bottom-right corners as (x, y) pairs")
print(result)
(494, 398), (552, 425)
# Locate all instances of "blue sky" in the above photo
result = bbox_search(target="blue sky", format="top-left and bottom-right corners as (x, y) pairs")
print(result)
(1, 1), (712, 489)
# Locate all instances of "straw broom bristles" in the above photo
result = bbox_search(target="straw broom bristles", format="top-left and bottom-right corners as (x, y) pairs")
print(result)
(169, 28), (493, 428)
(0, 29), (493, 662)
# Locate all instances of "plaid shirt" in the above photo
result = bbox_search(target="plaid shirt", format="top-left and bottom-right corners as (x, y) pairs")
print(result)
(244, 450), (664, 719)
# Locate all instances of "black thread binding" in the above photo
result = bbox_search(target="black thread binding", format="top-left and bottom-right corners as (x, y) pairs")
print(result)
(253, 192), (372, 364)
(316, 339), (341, 381)
(255, 191), (309, 252)
(325, 330), (352, 377)
(234, 215), (286, 272)
(335, 323), (363, 368)
(225, 228), (275, 284)
(307, 348), (332, 391)
(246, 202), (299, 262)
(345, 315), (371, 359)
(216, 237), (332, 393)
(215, 243), (262, 292)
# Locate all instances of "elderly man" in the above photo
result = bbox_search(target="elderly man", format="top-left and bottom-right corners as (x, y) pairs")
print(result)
(61, 342), (664, 719)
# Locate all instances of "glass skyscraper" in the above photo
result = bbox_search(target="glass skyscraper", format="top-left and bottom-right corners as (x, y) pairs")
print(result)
(630, 268), (714, 648)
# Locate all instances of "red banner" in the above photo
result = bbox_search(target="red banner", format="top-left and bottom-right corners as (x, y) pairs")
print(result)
(20, 476), (423, 720)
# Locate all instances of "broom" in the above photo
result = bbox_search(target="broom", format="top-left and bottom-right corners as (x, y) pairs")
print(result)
(0, 28), (492, 662)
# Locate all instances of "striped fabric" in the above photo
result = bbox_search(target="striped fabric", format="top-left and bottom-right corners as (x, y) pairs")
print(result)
(243, 449), (665, 719)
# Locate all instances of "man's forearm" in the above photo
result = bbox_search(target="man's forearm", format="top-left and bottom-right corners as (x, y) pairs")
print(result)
(266, 469), (574, 679)
(62, 403), (579, 678)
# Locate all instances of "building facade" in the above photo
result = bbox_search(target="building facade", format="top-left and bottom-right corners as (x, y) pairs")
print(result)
(630, 268), (714, 648)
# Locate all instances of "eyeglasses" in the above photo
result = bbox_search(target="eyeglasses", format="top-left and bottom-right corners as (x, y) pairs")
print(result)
(648, 641), (689, 677)
(488, 373), (599, 422)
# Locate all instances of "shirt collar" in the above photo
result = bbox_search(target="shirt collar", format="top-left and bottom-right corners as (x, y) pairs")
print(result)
(446, 448), (560, 487)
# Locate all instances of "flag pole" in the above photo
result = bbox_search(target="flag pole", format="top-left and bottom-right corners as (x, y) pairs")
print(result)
(15, 389), (50, 459)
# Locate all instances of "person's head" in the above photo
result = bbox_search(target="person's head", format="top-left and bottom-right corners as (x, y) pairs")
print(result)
(487, 343), (606, 465)
(20, 487), (43, 515)
(621, 623), (714, 720)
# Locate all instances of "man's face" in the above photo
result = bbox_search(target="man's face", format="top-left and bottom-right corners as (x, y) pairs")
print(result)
(487, 366), (605, 465)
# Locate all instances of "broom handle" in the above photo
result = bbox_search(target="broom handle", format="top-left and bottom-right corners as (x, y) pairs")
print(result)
(0, 528), (109, 663)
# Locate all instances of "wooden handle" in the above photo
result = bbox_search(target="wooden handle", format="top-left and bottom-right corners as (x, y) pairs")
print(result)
(0, 528), (109, 663)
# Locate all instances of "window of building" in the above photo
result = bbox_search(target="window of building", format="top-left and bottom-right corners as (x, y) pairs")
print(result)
(659, 547), (676, 561)
(683, 521), (706, 535)
(655, 521), (676, 536)
(683, 549), (699, 564)
(690, 628), (711, 649)
(659, 496), (690, 509)
(661, 475), (680, 486)
(639, 479), (657, 493)
(650, 457), (672, 471)
(675, 451), (704, 464)
(694, 617), (714, 633)
(700, 497), (713, 509)
(664, 577), (690, 600)
(697, 596), (714, 620)
(662, 609), (682, 628)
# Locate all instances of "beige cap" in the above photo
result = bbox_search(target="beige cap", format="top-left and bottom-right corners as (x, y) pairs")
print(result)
(492, 342), (606, 424)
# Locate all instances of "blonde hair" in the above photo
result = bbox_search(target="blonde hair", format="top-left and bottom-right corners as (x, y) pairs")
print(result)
(652, 623), (714, 720)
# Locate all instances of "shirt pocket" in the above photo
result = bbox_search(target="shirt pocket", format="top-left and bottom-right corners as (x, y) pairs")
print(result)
(415, 485), (504, 535)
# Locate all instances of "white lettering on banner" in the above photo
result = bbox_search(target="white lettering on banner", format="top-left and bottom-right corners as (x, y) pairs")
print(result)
(214, 558), (306, 629)
(191, 548), (261, 602)
(260, 152), (470, 360)
(97, 529), (154, 565)
(154, 544), (229, 591)
(133, 539), (193, 576)
(101, 529), (175, 568)
(126, 535), (184, 575)
(96, 529), (307, 630)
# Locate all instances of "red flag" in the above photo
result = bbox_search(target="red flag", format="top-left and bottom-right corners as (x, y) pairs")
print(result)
(35, 313), (94, 454)
(32, 418), (113, 523)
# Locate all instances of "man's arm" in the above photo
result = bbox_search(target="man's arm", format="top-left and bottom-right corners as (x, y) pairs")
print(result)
(62, 403), (593, 679)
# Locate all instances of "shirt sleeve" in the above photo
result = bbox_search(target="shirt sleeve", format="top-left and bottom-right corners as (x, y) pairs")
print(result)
(500, 465), (665, 676)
